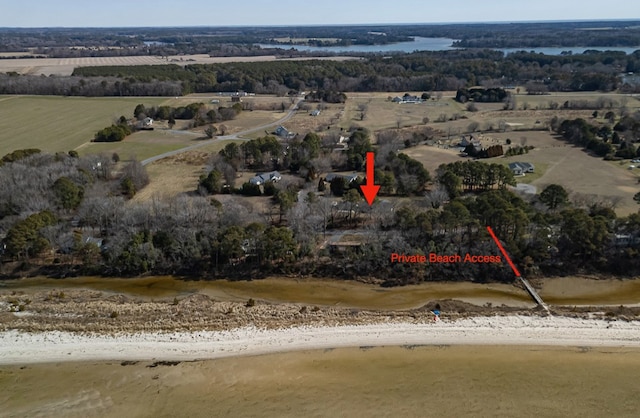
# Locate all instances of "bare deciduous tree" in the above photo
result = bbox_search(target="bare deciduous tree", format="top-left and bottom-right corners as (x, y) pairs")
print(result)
(425, 185), (449, 209)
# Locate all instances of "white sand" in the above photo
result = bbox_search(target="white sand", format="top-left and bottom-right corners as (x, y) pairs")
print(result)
(1, 315), (639, 365)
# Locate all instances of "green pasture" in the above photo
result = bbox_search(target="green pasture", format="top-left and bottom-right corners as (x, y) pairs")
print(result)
(0, 95), (166, 156)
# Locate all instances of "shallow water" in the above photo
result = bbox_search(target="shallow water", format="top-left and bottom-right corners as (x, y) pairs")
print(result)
(2, 345), (639, 417)
(538, 276), (640, 306)
(0, 276), (533, 309)
(3, 275), (640, 309)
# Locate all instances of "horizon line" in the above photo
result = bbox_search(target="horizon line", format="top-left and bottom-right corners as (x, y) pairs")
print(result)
(2, 18), (640, 30)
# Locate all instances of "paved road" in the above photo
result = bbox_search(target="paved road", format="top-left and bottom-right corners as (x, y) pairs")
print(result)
(141, 98), (302, 166)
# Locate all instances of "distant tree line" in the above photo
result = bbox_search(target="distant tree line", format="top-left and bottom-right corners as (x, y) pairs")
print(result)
(2, 22), (639, 56)
(0, 48), (637, 97)
(64, 49), (637, 96)
(0, 72), (182, 96)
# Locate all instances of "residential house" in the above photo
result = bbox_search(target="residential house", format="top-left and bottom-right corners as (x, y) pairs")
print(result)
(250, 171), (282, 185)
(324, 173), (359, 184)
(274, 125), (294, 138)
(142, 117), (153, 127)
(85, 237), (104, 249)
(393, 94), (423, 104)
(219, 91), (249, 97)
(508, 162), (535, 176)
(310, 109), (321, 116)
(459, 135), (481, 148)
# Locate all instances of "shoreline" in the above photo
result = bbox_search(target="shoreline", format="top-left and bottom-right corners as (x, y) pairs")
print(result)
(2, 315), (640, 365)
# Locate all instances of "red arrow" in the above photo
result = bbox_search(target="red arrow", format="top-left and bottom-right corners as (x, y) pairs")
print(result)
(486, 226), (521, 277)
(360, 152), (380, 206)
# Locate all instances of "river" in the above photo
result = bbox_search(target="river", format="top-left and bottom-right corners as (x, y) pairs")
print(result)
(258, 36), (640, 55)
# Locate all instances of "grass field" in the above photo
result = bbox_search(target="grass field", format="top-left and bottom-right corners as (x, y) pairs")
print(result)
(0, 94), (291, 162)
(77, 127), (211, 161)
(0, 95), (166, 157)
(488, 131), (640, 215)
(284, 103), (344, 136)
(338, 91), (640, 138)
(402, 145), (463, 173)
(340, 92), (462, 132)
(404, 129), (639, 215)
(131, 140), (237, 201)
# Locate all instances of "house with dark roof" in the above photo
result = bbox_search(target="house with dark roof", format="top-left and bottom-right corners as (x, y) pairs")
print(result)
(274, 125), (294, 138)
(508, 162), (535, 176)
(459, 135), (481, 148)
(393, 94), (423, 104)
(324, 173), (359, 184)
(250, 171), (282, 185)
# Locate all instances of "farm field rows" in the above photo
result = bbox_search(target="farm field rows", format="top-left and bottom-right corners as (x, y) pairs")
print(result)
(0, 54), (360, 76)
(0, 95), (166, 157)
(0, 94), (295, 161)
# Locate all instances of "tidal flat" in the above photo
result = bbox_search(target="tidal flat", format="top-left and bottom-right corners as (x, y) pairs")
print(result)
(2, 345), (640, 417)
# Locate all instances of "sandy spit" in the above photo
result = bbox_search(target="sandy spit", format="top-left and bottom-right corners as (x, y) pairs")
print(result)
(1, 315), (639, 365)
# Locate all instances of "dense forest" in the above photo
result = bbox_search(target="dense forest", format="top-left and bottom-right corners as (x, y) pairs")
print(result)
(70, 49), (640, 94)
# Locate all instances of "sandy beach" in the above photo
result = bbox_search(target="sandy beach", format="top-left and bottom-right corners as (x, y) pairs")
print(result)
(2, 283), (640, 416)
(2, 315), (639, 365)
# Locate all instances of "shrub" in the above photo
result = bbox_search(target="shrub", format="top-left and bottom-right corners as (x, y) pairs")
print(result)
(246, 298), (255, 307)
(240, 182), (262, 196)
(0, 148), (41, 166)
(94, 124), (131, 142)
(263, 181), (277, 196)
(199, 170), (223, 194)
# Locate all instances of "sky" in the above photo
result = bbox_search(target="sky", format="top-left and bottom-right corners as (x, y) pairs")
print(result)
(1, 0), (639, 27)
